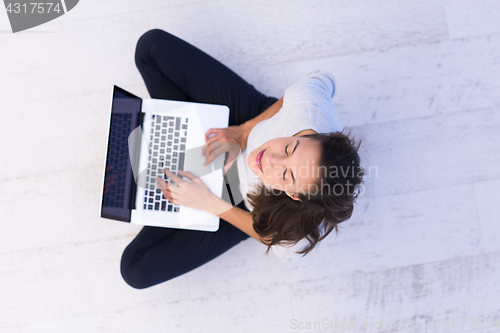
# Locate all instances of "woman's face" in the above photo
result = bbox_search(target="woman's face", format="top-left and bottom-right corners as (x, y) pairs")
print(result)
(247, 136), (321, 198)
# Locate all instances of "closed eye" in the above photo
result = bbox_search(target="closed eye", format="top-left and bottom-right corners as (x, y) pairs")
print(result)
(283, 140), (299, 184)
(283, 144), (289, 180)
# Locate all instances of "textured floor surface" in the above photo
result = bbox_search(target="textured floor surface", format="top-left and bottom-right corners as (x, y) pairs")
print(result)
(1, 0), (499, 332)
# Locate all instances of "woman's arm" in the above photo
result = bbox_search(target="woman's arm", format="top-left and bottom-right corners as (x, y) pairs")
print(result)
(207, 195), (270, 244)
(240, 96), (284, 140)
(214, 97), (283, 241)
(202, 97), (284, 171)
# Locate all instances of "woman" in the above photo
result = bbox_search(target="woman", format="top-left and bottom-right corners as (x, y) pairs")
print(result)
(120, 29), (365, 289)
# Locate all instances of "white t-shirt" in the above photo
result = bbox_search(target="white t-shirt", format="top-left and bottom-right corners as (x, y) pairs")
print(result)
(235, 69), (345, 262)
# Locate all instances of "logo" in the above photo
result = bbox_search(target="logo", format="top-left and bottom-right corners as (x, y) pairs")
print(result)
(3, 0), (79, 33)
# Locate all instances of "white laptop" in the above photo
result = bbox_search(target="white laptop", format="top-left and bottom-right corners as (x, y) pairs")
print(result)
(99, 85), (230, 232)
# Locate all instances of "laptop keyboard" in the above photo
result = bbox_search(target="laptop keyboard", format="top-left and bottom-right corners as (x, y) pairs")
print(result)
(143, 114), (188, 213)
(103, 112), (131, 208)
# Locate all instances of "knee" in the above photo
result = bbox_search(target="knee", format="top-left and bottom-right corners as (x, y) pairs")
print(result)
(120, 247), (151, 290)
(135, 29), (170, 54)
(137, 28), (166, 46)
(135, 29), (166, 67)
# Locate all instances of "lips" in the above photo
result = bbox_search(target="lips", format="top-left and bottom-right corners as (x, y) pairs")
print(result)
(256, 149), (265, 172)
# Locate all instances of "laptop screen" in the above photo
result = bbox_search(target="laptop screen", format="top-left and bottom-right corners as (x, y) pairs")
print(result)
(101, 86), (142, 222)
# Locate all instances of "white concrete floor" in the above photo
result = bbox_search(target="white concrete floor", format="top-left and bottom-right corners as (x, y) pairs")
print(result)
(1, 0), (500, 332)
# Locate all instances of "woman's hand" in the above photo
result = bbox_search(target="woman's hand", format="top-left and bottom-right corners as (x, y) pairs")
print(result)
(155, 168), (217, 212)
(202, 124), (250, 175)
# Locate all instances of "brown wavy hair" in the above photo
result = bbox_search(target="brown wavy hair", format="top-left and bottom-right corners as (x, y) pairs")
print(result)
(247, 129), (365, 257)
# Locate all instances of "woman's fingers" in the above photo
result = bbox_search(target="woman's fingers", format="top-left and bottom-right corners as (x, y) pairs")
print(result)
(202, 142), (211, 157)
(178, 170), (201, 183)
(203, 128), (231, 155)
(155, 176), (174, 203)
(162, 169), (186, 187)
(156, 176), (167, 189)
(203, 140), (221, 158)
(204, 142), (237, 166)
(202, 140), (214, 157)
(162, 189), (174, 203)
(203, 130), (222, 156)
(203, 130), (218, 155)
(203, 142), (224, 166)
(223, 146), (239, 175)
(205, 128), (220, 142)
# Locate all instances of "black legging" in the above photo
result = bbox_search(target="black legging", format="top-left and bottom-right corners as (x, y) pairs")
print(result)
(120, 29), (278, 289)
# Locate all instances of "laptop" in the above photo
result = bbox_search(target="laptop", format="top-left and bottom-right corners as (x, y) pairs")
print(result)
(99, 85), (230, 232)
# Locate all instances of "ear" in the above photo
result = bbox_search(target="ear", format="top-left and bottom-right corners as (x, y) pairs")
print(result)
(286, 192), (301, 201)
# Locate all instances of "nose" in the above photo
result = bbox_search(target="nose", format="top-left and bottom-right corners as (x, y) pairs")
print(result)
(266, 152), (285, 169)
